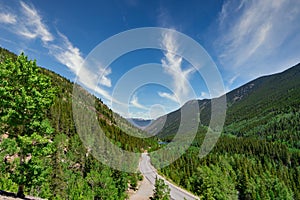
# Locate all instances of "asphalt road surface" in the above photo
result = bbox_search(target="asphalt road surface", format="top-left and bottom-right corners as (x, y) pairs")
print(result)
(132, 153), (199, 200)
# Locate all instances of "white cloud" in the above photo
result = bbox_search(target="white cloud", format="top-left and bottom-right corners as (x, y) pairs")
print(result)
(0, 1), (113, 102)
(159, 31), (195, 104)
(18, 4), (114, 101)
(228, 73), (239, 86)
(0, 13), (16, 24)
(199, 92), (210, 99)
(48, 32), (113, 101)
(216, 0), (300, 81)
(19, 1), (53, 43)
(98, 67), (112, 87)
(130, 94), (148, 110)
(127, 111), (150, 120)
(158, 91), (177, 102)
(0, 2), (53, 43)
(49, 32), (83, 74)
(127, 104), (167, 120)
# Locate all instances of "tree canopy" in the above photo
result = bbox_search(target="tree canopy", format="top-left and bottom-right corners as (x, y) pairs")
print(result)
(0, 53), (56, 197)
(151, 177), (170, 200)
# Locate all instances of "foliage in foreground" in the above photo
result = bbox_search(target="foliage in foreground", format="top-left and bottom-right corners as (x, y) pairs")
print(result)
(0, 53), (56, 197)
(0, 48), (153, 199)
(151, 177), (170, 200)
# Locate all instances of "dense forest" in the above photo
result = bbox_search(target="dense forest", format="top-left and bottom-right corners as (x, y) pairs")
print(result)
(1, 45), (300, 200)
(149, 63), (300, 199)
(0, 47), (158, 199)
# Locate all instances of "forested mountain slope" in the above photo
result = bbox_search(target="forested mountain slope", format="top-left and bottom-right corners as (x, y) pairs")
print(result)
(147, 63), (300, 199)
(1, 45), (299, 199)
(147, 63), (300, 147)
(0, 47), (157, 199)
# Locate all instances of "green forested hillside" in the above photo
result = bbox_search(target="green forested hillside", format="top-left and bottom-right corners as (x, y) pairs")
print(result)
(148, 63), (300, 199)
(223, 65), (300, 148)
(147, 63), (300, 144)
(1, 45), (299, 199)
(0, 47), (157, 199)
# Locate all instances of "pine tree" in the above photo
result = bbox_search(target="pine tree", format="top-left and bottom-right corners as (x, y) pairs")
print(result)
(151, 176), (171, 200)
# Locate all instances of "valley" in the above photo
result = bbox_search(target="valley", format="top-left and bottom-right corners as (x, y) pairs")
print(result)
(1, 42), (300, 199)
(145, 63), (300, 199)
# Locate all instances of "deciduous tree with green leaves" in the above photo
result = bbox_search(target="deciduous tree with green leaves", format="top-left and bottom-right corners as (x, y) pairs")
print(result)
(0, 53), (56, 197)
(151, 176), (171, 200)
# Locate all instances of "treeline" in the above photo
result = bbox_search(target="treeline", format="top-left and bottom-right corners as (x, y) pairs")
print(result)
(223, 110), (300, 149)
(0, 48), (155, 199)
(157, 104), (300, 199)
(151, 62), (300, 199)
(159, 134), (300, 199)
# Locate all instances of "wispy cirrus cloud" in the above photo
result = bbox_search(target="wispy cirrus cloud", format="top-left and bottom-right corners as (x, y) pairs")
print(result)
(18, 1), (53, 43)
(48, 32), (113, 99)
(158, 91), (177, 102)
(49, 32), (84, 74)
(0, 1), (113, 102)
(158, 31), (195, 104)
(0, 13), (17, 24)
(216, 0), (300, 86)
(48, 33), (113, 101)
(130, 94), (148, 110)
(0, 1), (53, 43)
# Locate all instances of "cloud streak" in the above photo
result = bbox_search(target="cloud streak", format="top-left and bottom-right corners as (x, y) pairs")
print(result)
(159, 31), (195, 104)
(49, 32), (83, 74)
(48, 33), (113, 101)
(130, 94), (148, 110)
(0, 1), (113, 102)
(0, 2), (53, 43)
(158, 91), (177, 102)
(216, 0), (300, 85)
(0, 13), (16, 24)
(19, 1), (54, 43)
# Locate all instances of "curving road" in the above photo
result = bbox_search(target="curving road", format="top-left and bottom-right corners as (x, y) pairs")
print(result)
(131, 153), (199, 200)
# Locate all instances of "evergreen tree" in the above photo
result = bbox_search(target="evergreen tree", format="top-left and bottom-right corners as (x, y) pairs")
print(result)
(151, 176), (171, 200)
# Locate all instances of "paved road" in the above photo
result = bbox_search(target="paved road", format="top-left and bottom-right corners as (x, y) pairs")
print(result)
(132, 153), (199, 200)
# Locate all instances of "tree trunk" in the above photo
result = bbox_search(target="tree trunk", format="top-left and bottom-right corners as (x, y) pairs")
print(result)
(17, 184), (25, 198)
(17, 153), (25, 198)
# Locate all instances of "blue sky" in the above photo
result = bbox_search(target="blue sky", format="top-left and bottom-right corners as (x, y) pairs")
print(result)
(0, 0), (300, 119)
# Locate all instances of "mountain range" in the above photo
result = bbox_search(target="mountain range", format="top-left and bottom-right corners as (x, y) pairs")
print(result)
(1, 46), (299, 199)
(146, 63), (300, 148)
(127, 118), (153, 129)
(147, 62), (300, 199)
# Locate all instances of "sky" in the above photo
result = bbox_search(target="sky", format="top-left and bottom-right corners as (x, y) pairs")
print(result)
(0, 0), (300, 119)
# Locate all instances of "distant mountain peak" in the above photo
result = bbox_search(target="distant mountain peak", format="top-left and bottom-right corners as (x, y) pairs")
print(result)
(127, 118), (153, 129)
